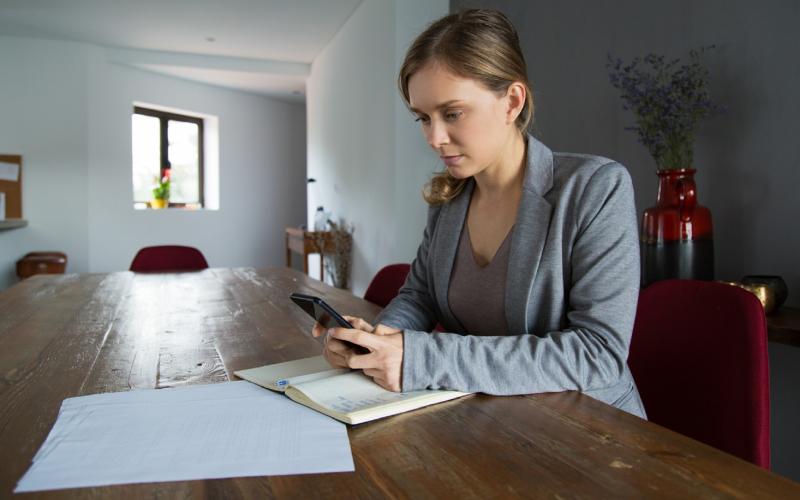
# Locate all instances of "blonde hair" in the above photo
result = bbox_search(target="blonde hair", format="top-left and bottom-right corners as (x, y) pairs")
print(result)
(398, 9), (535, 205)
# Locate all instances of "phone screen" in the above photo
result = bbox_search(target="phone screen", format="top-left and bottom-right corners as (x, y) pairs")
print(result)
(290, 293), (352, 329)
(312, 301), (352, 329)
(289, 293), (368, 354)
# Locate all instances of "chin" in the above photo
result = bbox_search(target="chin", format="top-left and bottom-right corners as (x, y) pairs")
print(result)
(445, 165), (474, 179)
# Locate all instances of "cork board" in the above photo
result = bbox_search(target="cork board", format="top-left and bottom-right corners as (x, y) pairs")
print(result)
(0, 154), (22, 218)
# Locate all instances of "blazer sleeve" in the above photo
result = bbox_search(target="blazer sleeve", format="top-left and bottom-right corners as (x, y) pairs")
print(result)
(400, 162), (641, 395)
(372, 204), (442, 333)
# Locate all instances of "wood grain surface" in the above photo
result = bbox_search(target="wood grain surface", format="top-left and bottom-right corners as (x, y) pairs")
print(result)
(1, 267), (799, 499)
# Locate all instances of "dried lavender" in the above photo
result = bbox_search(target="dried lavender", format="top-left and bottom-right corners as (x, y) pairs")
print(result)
(606, 47), (723, 170)
(312, 218), (354, 289)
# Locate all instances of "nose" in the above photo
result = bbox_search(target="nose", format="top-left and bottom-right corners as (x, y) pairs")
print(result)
(425, 119), (449, 150)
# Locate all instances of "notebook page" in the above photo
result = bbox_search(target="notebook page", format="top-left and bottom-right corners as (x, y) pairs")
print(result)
(235, 355), (346, 391)
(278, 369), (351, 388)
(295, 372), (451, 414)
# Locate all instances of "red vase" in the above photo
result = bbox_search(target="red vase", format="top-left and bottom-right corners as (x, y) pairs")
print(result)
(641, 168), (714, 287)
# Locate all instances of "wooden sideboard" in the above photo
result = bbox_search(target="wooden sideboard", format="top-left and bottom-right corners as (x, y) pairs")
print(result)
(285, 227), (344, 279)
(767, 306), (800, 348)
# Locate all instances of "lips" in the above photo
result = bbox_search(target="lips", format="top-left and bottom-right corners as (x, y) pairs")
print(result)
(441, 155), (464, 166)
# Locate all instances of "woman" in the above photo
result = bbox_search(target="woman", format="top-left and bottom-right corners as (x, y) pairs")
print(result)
(313, 9), (646, 417)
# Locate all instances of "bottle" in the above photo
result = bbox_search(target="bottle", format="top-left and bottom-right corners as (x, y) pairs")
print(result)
(314, 206), (327, 231)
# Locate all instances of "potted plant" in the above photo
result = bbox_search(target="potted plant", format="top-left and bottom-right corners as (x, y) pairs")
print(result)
(151, 169), (171, 209)
(607, 47), (723, 286)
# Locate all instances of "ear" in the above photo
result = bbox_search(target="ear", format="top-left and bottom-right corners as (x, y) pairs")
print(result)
(504, 82), (526, 125)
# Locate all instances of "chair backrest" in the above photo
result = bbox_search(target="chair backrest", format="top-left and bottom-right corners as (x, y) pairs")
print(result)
(629, 279), (770, 468)
(364, 263), (411, 308)
(129, 245), (209, 272)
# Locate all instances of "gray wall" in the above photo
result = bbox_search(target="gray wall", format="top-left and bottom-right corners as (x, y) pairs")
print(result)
(453, 0), (799, 304)
(452, 0), (800, 481)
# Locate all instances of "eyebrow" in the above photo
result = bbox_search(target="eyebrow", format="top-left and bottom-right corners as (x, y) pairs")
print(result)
(408, 100), (465, 114)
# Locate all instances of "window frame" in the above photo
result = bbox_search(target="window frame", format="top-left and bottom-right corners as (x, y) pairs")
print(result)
(133, 106), (205, 208)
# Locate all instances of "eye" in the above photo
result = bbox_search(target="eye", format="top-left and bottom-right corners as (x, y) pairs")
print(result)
(414, 116), (430, 125)
(445, 111), (463, 121)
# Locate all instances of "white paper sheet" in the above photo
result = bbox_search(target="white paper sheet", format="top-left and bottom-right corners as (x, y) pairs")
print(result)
(15, 381), (354, 493)
(0, 161), (19, 182)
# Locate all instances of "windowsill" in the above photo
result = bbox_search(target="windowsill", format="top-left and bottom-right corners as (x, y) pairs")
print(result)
(0, 218), (28, 230)
(133, 203), (211, 211)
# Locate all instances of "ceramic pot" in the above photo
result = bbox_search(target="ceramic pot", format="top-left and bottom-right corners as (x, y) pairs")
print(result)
(641, 169), (714, 287)
(741, 275), (788, 312)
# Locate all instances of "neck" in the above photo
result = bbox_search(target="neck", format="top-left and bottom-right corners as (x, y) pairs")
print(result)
(473, 130), (527, 199)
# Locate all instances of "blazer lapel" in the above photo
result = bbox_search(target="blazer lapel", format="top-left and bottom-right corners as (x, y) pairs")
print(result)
(431, 179), (474, 332)
(429, 135), (553, 335)
(505, 136), (554, 335)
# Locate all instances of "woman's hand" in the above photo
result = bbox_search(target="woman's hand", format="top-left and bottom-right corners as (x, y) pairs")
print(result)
(312, 319), (350, 369)
(312, 316), (404, 391)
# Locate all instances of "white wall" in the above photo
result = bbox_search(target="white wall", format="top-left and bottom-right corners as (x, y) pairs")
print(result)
(306, 0), (448, 294)
(0, 36), (90, 287)
(86, 45), (307, 272)
(0, 35), (307, 290)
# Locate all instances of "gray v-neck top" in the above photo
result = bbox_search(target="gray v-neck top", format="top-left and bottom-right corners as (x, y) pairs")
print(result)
(447, 222), (512, 336)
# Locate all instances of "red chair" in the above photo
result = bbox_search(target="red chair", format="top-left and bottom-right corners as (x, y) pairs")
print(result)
(629, 279), (770, 468)
(364, 263), (411, 307)
(129, 245), (209, 272)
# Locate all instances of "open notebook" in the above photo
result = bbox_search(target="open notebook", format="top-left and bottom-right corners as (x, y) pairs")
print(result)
(235, 356), (469, 425)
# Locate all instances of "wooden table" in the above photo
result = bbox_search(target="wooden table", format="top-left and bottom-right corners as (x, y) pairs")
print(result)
(2, 268), (799, 498)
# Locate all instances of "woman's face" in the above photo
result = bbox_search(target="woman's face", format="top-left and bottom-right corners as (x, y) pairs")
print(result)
(407, 62), (518, 179)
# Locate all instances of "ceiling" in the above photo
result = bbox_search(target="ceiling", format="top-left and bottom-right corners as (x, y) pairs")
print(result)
(0, 0), (363, 102)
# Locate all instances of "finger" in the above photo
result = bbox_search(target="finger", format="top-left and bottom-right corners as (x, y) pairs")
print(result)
(361, 368), (385, 383)
(326, 336), (355, 355)
(330, 328), (381, 351)
(371, 377), (389, 390)
(323, 348), (348, 368)
(373, 323), (402, 336)
(329, 349), (347, 364)
(324, 337), (351, 360)
(345, 351), (377, 370)
(312, 322), (327, 338)
(343, 316), (374, 333)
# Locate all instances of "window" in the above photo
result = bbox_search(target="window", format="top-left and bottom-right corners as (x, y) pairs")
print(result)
(132, 106), (205, 208)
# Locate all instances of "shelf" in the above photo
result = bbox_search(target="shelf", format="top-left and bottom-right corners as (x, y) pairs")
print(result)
(0, 219), (27, 230)
(767, 307), (800, 348)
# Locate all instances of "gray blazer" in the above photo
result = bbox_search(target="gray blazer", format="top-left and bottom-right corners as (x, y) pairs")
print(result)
(375, 135), (646, 418)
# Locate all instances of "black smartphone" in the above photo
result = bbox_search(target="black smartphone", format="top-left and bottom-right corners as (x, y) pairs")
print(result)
(289, 293), (369, 354)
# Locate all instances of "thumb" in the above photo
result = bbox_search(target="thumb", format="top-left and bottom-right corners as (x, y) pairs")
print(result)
(373, 323), (402, 336)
